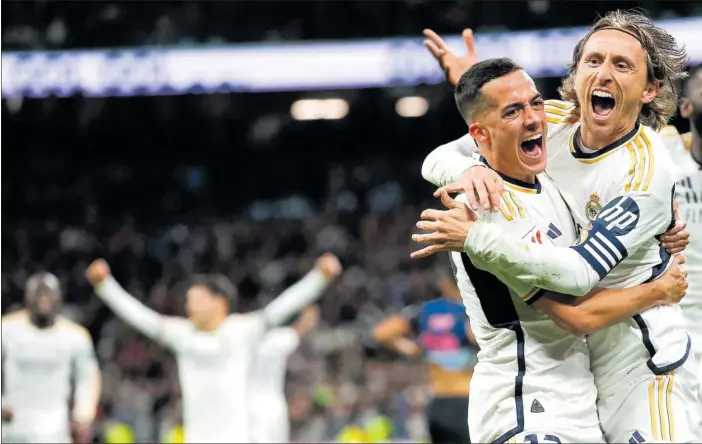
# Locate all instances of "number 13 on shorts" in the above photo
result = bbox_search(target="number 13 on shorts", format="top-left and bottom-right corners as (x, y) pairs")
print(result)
(505, 433), (562, 443)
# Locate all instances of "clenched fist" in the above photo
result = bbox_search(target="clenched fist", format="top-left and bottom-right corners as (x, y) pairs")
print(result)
(85, 259), (111, 287)
(2, 407), (13, 422)
(315, 253), (342, 281)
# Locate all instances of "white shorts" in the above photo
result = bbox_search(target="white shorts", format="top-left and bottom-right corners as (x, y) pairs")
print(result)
(249, 396), (290, 443)
(597, 358), (700, 443)
(504, 426), (605, 443)
(468, 368), (603, 443)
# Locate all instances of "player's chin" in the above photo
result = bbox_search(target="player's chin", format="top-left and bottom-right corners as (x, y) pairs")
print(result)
(585, 106), (616, 127)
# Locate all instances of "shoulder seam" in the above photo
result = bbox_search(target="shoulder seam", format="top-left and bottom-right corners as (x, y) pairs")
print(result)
(498, 191), (527, 221)
(1, 310), (28, 323)
(58, 317), (91, 339)
(544, 100), (579, 124)
(624, 132), (655, 193)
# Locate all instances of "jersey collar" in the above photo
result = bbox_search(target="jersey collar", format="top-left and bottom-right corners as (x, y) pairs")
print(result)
(479, 156), (542, 194)
(570, 121), (641, 162)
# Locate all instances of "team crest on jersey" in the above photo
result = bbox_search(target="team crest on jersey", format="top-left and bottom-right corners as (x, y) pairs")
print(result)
(574, 223), (592, 246)
(585, 192), (602, 221)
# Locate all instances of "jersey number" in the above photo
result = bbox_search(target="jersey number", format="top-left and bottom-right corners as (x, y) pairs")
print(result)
(523, 434), (562, 444)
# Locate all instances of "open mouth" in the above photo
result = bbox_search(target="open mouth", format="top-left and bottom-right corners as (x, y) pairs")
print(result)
(520, 133), (543, 158)
(591, 90), (616, 118)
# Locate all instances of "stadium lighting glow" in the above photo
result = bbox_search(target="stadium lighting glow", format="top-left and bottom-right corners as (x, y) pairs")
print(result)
(290, 98), (349, 121)
(395, 96), (429, 118)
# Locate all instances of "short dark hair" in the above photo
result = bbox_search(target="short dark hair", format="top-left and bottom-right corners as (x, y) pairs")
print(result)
(187, 274), (238, 308)
(683, 63), (702, 99)
(454, 58), (523, 122)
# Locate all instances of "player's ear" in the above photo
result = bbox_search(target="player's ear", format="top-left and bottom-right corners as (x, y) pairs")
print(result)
(641, 79), (660, 104)
(680, 97), (692, 119)
(468, 122), (488, 144)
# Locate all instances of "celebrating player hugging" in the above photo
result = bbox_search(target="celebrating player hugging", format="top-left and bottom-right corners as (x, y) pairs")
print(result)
(413, 9), (701, 444)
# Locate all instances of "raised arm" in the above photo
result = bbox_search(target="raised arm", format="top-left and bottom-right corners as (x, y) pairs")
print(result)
(292, 305), (321, 338)
(261, 253), (341, 328)
(86, 260), (183, 347)
(373, 314), (421, 358)
(534, 254), (687, 335)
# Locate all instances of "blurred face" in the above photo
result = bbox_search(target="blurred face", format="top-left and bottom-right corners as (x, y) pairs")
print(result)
(574, 29), (659, 144)
(681, 74), (702, 135)
(26, 286), (61, 325)
(469, 70), (547, 182)
(185, 285), (221, 327)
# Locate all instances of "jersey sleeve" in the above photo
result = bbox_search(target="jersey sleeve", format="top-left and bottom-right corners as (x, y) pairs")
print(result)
(421, 135), (482, 187)
(261, 268), (331, 328)
(463, 185), (674, 296)
(70, 325), (101, 424)
(95, 276), (189, 350)
(459, 193), (548, 304)
(463, 220), (600, 297)
(570, 191), (673, 280)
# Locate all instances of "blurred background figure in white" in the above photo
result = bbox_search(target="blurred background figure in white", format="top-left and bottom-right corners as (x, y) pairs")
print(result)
(84, 255), (341, 443)
(249, 305), (321, 443)
(2, 272), (101, 444)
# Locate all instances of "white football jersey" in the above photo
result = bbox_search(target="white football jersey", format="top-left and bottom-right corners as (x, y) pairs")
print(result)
(158, 314), (266, 443)
(542, 102), (690, 396)
(2, 311), (100, 443)
(660, 125), (702, 361)
(249, 328), (300, 443)
(450, 173), (600, 443)
(422, 99), (691, 399)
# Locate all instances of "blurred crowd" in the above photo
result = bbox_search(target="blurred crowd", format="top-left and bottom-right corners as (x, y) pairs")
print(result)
(4, 0), (700, 51)
(2, 106), (450, 440)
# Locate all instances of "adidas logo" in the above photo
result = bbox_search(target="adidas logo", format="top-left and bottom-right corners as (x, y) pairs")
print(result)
(530, 399), (545, 413)
(629, 431), (646, 443)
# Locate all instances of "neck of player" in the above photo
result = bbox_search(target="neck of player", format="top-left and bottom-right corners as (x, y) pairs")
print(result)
(488, 156), (536, 184)
(579, 120), (636, 150)
(196, 313), (227, 331)
(30, 312), (56, 328)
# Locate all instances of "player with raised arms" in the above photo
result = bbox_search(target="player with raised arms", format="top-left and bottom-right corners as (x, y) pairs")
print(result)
(2, 272), (101, 444)
(412, 57), (688, 443)
(84, 253), (342, 443)
(414, 10), (700, 442)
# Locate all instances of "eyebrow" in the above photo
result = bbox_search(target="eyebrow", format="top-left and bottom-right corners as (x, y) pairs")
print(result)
(584, 50), (636, 67)
(501, 93), (543, 112)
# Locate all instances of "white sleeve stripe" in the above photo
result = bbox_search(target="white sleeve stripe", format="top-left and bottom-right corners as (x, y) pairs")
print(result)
(589, 237), (617, 266)
(594, 231), (624, 260)
(583, 243), (613, 272)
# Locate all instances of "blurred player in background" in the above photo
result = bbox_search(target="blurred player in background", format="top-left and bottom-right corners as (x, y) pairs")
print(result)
(249, 304), (321, 443)
(418, 11), (700, 442)
(84, 253), (342, 443)
(2, 272), (101, 444)
(660, 62), (702, 428)
(373, 274), (476, 444)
